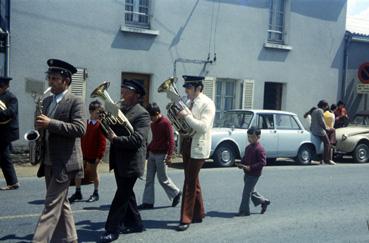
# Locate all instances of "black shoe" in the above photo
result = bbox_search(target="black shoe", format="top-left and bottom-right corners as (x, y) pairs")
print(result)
(261, 200), (271, 214)
(176, 223), (190, 231)
(172, 191), (182, 207)
(121, 225), (146, 234)
(137, 203), (153, 210)
(87, 193), (99, 202)
(192, 218), (203, 223)
(68, 192), (82, 203)
(99, 232), (119, 242)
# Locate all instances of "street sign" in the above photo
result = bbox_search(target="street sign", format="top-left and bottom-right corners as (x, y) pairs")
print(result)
(357, 83), (369, 94)
(358, 62), (369, 84)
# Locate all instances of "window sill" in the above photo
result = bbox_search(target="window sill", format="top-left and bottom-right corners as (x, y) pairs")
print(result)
(120, 25), (159, 36)
(264, 42), (292, 51)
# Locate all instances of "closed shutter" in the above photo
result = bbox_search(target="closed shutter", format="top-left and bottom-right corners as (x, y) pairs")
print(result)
(203, 76), (216, 100)
(70, 68), (86, 100)
(242, 79), (254, 109)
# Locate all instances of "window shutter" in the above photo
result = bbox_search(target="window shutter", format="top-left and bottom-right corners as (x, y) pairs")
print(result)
(242, 79), (254, 109)
(203, 76), (216, 100)
(70, 68), (86, 100)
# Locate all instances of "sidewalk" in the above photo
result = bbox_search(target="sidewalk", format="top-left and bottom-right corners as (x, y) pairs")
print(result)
(0, 156), (184, 178)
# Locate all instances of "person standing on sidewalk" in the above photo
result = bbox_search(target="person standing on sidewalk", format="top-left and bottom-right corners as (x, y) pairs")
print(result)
(69, 100), (106, 203)
(0, 76), (20, 191)
(236, 126), (270, 216)
(138, 103), (181, 210)
(310, 99), (336, 165)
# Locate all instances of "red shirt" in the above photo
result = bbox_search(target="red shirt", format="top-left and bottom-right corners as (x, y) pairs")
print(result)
(147, 116), (175, 158)
(241, 142), (267, 177)
(81, 120), (106, 161)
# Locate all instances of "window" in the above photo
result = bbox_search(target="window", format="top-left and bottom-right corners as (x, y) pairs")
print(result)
(275, 114), (300, 130)
(125, 0), (150, 29)
(215, 79), (236, 120)
(267, 0), (285, 44)
(256, 114), (274, 130)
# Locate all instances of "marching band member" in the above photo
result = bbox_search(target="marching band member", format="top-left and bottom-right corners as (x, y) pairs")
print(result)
(176, 75), (215, 231)
(100, 79), (150, 242)
(33, 59), (86, 243)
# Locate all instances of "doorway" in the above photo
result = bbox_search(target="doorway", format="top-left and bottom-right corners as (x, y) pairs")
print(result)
(263, 82), (283, 110)
(121, 72), (151, 106)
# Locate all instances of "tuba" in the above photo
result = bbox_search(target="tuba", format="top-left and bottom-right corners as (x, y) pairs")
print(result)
(0, 100), (11, 125)
(158, 77), (195, 137)
(24, 87), (52, 165)
(90, 81), (134, 136)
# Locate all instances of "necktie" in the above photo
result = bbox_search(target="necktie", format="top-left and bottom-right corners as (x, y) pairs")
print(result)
(47, 96), (57, 117)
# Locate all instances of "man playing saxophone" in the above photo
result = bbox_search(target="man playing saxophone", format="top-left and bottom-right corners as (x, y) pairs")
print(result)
(33, 59), (86, 243)
(176, 75), (215, 231)
(0, 76), (20, 191)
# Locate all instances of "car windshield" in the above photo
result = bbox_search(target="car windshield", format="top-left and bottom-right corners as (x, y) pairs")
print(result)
(214, 111), (254, 128)
(351, 115), (369, 126)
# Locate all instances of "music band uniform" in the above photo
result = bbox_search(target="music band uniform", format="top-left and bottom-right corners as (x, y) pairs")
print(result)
(179, 76), (216, 230)
(33, 59), (86, 243)
(0, 76), (20, 190)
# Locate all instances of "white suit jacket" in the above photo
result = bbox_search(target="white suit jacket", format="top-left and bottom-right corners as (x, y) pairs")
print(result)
(184, 93), (216, 159)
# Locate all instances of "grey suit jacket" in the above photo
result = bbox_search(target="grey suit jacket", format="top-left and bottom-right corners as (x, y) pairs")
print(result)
(37, 91), (86, 182)
(310, 108), (327, 137)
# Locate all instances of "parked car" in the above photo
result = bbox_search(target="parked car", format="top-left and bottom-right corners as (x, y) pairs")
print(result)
(335, 112), (369, 163)
(210, 109), (322, 167)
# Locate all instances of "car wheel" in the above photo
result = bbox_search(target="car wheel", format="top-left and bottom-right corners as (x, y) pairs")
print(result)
(295, 145), (313, 165)
(213, 144), (236, 167)
(353, 143), (369, 163)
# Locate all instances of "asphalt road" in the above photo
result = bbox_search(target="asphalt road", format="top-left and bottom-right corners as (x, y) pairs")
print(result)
(0, 161), (369, 243)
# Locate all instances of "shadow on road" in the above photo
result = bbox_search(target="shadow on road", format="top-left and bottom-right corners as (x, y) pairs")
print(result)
(76, 220), (105, 242)
(0, 234), (33, 242)
(142, 219), (179, 230)
(83, 204), (110, 211)
(28, 199), (45, 205)
(206, 211), (235, 218)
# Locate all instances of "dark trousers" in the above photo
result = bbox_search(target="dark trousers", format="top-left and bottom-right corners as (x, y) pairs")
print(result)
(105, 174), (142, 233)
(180, 138), (205, 224)
(0, 142), (18, 185)
(319, 134), (331, 163)
(239, 174), (268, 214)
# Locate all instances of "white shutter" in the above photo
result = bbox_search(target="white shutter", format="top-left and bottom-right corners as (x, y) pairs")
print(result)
(203, 76), (216, 100)
(242, 79), (254, 109)
(70, 68), (86, 100)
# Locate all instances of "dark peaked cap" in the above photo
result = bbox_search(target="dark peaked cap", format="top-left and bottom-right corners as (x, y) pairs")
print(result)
(121, 79), (146, 96)
(47, 59), (77, 77)
(0, 76), (12, 84)
(182, 75), (204, 88)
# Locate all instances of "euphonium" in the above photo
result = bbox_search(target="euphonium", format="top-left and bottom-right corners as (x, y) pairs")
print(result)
(158, 77), (195, 137)
(24, 87), (51, 165)
(90, 81), (134, 136)
(0, 100), (11, 124)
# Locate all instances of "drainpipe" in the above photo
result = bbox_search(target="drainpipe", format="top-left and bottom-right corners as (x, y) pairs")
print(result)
(341, 31), (352, 102)
(4, 0), (10, 76)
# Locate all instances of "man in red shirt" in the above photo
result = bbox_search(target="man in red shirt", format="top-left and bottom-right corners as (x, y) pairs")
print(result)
(236, 126), (270, 216)
(138, 103), (181, 209)
(69, 100), (106, 203)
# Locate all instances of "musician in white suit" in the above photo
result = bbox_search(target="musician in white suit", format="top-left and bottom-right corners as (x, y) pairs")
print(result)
(176, 75), (215, 231)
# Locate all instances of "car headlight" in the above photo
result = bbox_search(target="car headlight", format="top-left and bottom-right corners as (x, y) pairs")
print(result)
(342, 134), (348, 141)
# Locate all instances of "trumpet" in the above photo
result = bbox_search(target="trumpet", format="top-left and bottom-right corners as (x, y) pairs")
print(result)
(0, 100), (11, 125)
(90, 81), (134, 136)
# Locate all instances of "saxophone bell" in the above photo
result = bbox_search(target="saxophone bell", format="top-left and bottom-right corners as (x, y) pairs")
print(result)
(24, 129), (40, 141)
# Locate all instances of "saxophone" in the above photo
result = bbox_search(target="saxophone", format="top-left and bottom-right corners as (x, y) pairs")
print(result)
(158, 77), (195, 137)
(24, 87), (51, 165)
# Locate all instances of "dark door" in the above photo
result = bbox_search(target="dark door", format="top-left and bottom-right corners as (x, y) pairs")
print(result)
(263, 82), (283, 110)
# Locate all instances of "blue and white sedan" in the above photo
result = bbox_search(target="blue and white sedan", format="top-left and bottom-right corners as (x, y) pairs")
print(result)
(210, 109), (322, 167)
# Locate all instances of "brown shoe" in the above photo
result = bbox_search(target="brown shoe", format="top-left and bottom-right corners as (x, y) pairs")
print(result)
(261, 200), (270, 214)
(0, 183), (19, 190)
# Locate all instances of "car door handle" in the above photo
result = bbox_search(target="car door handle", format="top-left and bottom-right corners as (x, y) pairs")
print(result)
(270, 130), (277, 133)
